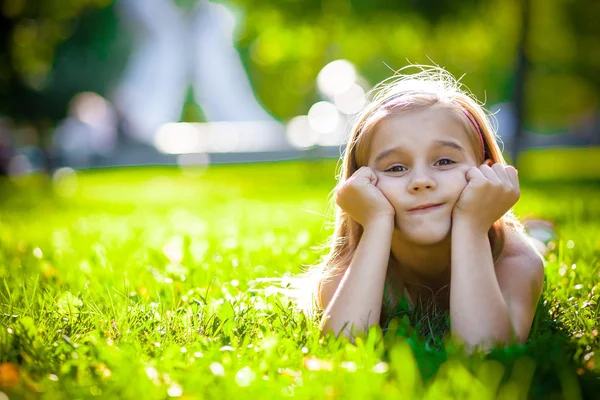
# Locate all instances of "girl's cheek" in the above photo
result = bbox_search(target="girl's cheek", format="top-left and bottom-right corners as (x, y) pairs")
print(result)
(375, 174), (395, 188)
(451, 167), (470, 185)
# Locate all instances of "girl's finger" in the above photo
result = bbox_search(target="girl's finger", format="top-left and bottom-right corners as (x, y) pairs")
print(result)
(506, 165), (519, 188)
(479, 164), (501, 184)
(466, 166), (485, 182)
(491, 163), (511, 188)
(355, 166), (377, 184)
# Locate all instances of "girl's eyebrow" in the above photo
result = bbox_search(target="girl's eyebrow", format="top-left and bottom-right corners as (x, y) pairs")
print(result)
(432, 139), (466, 153)
(373, 140), (465, 164)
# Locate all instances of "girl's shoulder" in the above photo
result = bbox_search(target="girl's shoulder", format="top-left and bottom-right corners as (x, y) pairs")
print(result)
(497, 222), (545, 266)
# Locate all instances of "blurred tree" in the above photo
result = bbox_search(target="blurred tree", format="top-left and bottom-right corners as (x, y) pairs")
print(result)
(0, 0), (126, 171)
(227, 0), (519, 117)
(226, 0), (599, 137)
(0, 0), (596, 171)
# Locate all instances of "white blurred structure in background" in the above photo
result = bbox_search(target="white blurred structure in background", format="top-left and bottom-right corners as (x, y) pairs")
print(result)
(50, 0), (371, 168)
(113, 0), (284, 150)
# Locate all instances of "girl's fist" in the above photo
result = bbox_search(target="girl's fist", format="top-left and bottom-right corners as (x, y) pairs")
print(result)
(335, 167), (395, 227)
(452, 160), (520, 231)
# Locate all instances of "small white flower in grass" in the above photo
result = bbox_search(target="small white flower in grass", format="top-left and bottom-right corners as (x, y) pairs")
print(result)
(167, 383), (183, 397)
(163, 236), (184, 264)
(7, 328), (12, 334)
(33, 247), (43, 259)
(193, 352), (204, 358)
(210, 362), (225, 376)
(180, 347), (187, 353)
(340, 361), (357, 372)
(567, 240), (575, 249)
(371, 362), (388, 374)
(235, 366), (256, 387)
(301, 347), (308, 354)
(303, 357), (333, 371)
(574, 284), (583, 290)
(231, 279), (239, 287)
(49, 374), (59, 381)
(164, 277), (173, 284)
(145, 367), (159, 380)
(220, 345), (235, 352)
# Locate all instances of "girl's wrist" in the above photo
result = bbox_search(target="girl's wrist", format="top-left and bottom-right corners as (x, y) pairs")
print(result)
(363, 215), (395, 231)
(452, 215), (490, 236)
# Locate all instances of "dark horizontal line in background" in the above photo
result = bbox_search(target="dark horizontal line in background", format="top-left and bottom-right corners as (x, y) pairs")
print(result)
(90, 146), (346, 169)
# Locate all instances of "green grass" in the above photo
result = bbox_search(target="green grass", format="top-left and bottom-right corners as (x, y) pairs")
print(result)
(0, 159), (599, 399)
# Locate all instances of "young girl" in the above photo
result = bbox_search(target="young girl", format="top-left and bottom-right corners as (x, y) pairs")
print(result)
(296, 65), (545, 351)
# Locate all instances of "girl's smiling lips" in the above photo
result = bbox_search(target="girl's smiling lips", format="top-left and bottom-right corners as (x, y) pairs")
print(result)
(407, 203), (444, 213)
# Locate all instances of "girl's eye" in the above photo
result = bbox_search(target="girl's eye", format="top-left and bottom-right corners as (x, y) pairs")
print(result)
(435, 158), (455, 166)
(385, 165), (407, 173)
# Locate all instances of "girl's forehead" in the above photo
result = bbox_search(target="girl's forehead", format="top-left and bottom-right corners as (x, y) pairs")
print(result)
(368, 106), (474, 153)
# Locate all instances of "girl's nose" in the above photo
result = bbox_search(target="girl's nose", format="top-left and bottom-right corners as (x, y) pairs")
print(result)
(408, 170), (437, 193)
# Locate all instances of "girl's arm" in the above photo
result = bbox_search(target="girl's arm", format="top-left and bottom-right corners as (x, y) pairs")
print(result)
(320, 217), (394, 340)
(450, 220), (509, 348)
(450, 162), (543, 350)
(450, 220), (543, 349)
(321, 166), (396, 340)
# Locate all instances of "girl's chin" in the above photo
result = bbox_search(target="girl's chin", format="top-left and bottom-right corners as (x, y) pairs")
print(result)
(394, 225), (451, 245)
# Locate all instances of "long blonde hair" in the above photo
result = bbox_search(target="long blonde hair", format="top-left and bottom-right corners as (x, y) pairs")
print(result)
(286, 65), (524, 318)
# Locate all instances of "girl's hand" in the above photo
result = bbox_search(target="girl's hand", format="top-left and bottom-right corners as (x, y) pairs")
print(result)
(452, 161), (520, 232)
(335, 167), (395, 227)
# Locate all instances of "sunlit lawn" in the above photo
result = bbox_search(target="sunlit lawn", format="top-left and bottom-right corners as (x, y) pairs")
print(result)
(1, 159), (599, 399)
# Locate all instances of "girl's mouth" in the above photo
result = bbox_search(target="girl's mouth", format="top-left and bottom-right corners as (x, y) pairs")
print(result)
(407, 203), (444, 213)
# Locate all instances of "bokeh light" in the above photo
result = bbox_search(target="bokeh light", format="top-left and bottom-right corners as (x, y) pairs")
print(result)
(154, 123), (202, 154)
(307, 101), (340, 134)
(52, 167), (78, 198)
(8, 154), (33, 177)
(317, 59), (357, 98)
(334, 83), (366, 115)
(70, 92), (112, 128)
(286, 116), (320, 149)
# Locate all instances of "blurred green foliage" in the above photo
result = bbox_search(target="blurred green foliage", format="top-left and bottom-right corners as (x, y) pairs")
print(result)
(0, 0), (598, 134)
(2, 0), (112, 89)
(0, 0), (127, 129)
(229, 0), (600, 132)
(519, 147), (600, 182)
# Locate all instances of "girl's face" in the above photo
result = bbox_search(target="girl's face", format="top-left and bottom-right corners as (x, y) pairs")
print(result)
(366, 105), (480, 245)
